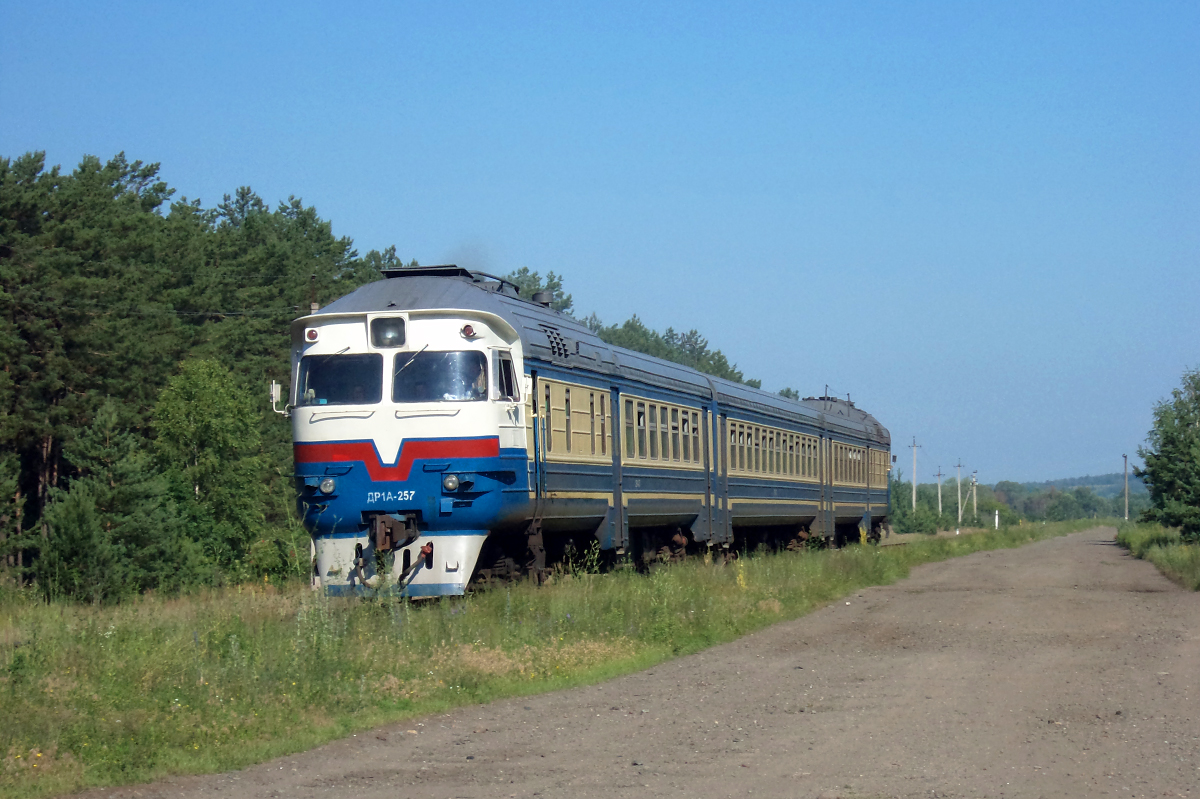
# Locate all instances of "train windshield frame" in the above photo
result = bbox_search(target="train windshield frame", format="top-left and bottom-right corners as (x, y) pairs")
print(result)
(297, 353), (383, 406)
(392, 350), (488, 403)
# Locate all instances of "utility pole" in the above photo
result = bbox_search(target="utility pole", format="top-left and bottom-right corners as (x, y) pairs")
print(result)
(1123, 454), (1129, 521)
(934, 467), (944, 516)
(910, 437), (921, 511)
(972, 471), (978, 523)
(956, 460), (964, 527)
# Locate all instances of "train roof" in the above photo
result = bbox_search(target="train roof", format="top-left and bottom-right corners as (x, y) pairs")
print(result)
(310, 266), (890, 445)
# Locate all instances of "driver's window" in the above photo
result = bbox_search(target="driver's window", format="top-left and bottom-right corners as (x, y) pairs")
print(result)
(495, 351), (520, 401)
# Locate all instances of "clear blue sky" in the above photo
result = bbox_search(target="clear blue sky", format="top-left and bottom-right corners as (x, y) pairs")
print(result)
(3, 1), (1197, 483)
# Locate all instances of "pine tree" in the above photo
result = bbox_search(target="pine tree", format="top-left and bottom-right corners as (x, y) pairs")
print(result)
(38, 399), (199, 602)
(37, 480), (124, 603)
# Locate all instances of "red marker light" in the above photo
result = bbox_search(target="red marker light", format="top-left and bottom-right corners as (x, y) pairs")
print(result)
(305, 329), (319, 342)
(461, 324), (475, 338)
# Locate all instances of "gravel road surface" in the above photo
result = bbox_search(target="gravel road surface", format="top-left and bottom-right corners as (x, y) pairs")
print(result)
(81, 527), (1199, 798)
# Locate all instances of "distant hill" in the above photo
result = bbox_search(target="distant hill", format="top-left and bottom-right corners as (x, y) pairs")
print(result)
(1019, 473), (1147, 498)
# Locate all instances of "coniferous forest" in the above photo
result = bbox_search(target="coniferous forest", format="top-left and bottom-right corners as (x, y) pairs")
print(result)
(0, 152), (396, 599)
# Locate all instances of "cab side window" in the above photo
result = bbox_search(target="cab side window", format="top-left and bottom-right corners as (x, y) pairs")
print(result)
(495, 351), (520, 400)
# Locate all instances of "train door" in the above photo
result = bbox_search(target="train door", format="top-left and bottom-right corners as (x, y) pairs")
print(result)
(701, 407), (712, 541)
(864, 445), (873, 540)
(717, 413), (732, 544)
(530, 371), (545, 509)
(610, 386), (626, 551)
(818, 433), (830, 543)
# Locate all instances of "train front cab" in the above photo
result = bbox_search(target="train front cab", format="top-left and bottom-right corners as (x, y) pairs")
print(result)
(290, 309), (532, 596)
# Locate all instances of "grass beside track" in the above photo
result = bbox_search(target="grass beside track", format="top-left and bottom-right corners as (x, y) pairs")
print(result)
(1116, 522), (1200, 590)
(0, 519), (1101, 798)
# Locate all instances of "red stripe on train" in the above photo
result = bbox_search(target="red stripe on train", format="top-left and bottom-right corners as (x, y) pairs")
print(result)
(294, 438), (500, 482)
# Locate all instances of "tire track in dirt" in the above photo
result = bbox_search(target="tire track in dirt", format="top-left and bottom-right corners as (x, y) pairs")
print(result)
(78, 527), (1200, 799)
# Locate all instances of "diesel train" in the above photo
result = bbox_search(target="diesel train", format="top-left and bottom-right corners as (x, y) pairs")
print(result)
(283, 266), (892, 596)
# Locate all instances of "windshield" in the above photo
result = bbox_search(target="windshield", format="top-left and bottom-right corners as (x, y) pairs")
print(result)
(297, 354), (383, 406)
(393, 350), (488, 403)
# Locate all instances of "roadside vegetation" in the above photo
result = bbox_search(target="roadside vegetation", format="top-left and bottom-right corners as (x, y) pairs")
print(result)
(0, 519), (1099, 798)
(1116, 523), (1200, 590)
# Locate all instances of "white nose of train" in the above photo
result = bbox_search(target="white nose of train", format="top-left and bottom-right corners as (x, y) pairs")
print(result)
(290, 285), (530, 596)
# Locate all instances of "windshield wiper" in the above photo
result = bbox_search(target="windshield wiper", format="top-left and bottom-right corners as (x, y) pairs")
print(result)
(393, 344), (429, 379)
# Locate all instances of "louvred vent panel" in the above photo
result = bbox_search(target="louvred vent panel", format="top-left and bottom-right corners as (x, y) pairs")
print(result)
(540, 325), (570, 358)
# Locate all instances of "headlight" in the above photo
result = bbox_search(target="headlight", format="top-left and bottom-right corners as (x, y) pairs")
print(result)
(370, 317), (405, 348)
(442, 474), (460, 492)
(318, 477), (336, 495)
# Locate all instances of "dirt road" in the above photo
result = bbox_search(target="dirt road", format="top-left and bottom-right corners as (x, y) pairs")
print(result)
(84, 527), (1199, 798)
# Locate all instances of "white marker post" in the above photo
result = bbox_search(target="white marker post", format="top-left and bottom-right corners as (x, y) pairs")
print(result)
(995, 509), (999, 529)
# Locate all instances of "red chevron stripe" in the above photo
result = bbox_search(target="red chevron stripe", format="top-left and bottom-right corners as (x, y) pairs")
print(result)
(294, 438), (500, 482)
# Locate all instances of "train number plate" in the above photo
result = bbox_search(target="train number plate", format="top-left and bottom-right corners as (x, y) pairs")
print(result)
(366, 490), (416, 503)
